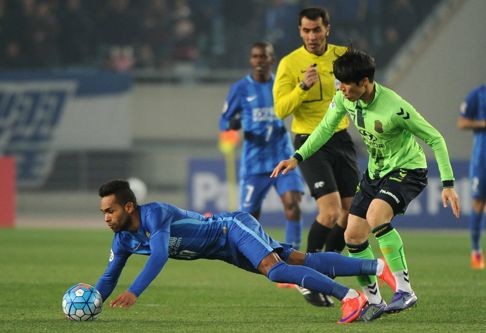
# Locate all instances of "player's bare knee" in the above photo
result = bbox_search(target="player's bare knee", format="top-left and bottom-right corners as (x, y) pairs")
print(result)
(344, 229), (367, 245)
(366, 215), (390, 230)
(283, 201), (301, 220)
(286, 250), (306, 265)
(316, 209), (340, 227)
(258, 252), (282, 276)
(472, 199), (485, 213)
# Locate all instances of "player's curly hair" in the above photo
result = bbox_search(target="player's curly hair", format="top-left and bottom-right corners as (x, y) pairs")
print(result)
(98, 179), (137, 206)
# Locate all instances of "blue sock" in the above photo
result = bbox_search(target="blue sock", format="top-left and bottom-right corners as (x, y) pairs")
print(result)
(267, 262), (349, 300)
(469, 211), (484, 251)
(285, 219), (302, 249)
(304, 252), (378, 277)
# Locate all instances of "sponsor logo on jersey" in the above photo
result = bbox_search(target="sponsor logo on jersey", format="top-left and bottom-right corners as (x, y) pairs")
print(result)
(358, 129), (385, 148)
(168, 237), (182, 256)
(252, 107), (276, 122)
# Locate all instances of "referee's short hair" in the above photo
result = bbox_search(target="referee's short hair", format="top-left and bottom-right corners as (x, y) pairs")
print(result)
(299, 7), (330, 26)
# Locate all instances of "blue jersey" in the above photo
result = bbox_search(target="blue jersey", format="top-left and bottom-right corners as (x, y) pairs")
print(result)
(95, 202), (290, 301)
(219, 74), (295, 177)
(460, 84), (486, 197)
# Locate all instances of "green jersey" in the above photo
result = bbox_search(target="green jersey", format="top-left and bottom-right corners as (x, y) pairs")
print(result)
(296, 83), (455, 182)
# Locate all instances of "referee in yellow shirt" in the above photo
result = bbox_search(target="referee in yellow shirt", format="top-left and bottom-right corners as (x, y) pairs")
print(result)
(273, 7), (359, 307)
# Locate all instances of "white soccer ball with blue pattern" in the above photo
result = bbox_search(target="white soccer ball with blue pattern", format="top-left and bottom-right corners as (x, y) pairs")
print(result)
(62, 283), (103, 321)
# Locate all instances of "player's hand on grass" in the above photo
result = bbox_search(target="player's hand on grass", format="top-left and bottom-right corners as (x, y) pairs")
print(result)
(110, 290), (137, 309)
(271, 158), (298, 177)
(442, 187), (461, 218)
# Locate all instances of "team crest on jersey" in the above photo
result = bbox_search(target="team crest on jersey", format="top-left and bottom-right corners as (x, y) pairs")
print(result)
(374, 120), (384, 133)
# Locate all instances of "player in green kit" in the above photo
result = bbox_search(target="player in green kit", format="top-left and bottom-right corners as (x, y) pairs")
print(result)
(271, 49), (461, 322)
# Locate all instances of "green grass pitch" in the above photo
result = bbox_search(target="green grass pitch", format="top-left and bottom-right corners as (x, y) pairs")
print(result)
(1, 228), (485, 333)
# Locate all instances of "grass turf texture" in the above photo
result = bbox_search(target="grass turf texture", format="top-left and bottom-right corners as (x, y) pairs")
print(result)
(1, 228), (485, 333)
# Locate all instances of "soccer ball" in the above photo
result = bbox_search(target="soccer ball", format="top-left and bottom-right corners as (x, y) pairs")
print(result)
(62, 283), (103, 321)
(127, 177), (147, 202)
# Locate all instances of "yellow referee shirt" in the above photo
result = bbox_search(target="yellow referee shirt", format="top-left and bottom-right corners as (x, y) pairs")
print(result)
(273, 44), (349, 134)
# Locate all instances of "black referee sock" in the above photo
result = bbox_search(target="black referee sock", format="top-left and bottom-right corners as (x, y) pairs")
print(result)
(324, 224), (346, 253)
(306, 221), (332, 253)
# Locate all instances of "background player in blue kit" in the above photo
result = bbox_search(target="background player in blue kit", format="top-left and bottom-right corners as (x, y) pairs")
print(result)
(95, 179), (393, 324)
(457, 84), (486, 270)
(219, 42), (305, 250)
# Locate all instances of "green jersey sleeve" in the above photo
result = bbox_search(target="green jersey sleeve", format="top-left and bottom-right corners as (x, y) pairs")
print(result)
(393, 100), (455, 183)
(294, 93), (347, 160)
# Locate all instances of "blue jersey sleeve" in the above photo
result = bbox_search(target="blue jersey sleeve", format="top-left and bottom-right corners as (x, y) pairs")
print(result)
(95, 241), (130, 301)
(127, 230), (169, 296)
(219, 82), (242, 131)
(127, 206), (171, 297)
(461, 88), (480, 119)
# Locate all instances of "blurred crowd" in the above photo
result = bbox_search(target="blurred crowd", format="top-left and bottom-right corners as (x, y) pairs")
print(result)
(0, 0), (440, 72)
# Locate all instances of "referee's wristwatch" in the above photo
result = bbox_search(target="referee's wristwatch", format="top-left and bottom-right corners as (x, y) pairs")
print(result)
(299, 81), (310, 91)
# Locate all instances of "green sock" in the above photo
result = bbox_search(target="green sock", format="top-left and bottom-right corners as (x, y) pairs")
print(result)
(348, 243), (377, 287)
(376, 227), (407, 272)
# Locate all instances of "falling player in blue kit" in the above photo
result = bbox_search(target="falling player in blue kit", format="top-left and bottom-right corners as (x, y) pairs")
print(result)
(457, 84), (486, 269)
(219, 42), (305, 251)
(95, 179), (394, 324)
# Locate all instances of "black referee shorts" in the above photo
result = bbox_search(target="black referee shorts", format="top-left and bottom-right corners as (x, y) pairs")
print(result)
(294, 130), (359, 200)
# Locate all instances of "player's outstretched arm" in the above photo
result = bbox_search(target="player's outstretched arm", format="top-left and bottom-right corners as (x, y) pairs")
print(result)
(442, 188), (461, 218)
(110, 290), (137, 308)
(270, 157), (298, 177)
(95, 254), (129, 302)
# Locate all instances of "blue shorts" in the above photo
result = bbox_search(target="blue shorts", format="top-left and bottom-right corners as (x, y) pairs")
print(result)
(239, 171), (304, 213)
(470, 162), (486, 199)
(225, 212), (293, 273)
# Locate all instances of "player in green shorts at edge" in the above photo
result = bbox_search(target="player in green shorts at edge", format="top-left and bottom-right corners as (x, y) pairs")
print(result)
(271, 49), (461, 322)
